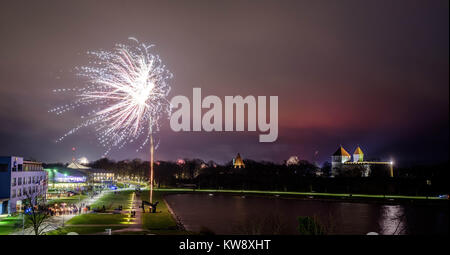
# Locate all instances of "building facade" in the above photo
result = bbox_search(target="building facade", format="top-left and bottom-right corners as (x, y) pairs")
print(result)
(331, 146), (393, 177)
(44, 163), (116, 189)
(0, 156), (48, 214)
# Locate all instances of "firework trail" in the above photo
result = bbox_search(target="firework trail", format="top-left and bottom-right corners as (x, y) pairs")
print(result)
(50, 37), (172, 156)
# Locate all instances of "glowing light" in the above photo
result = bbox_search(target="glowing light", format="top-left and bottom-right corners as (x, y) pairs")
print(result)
(78, 157), (89, 165)
(50, 37), (172, 155)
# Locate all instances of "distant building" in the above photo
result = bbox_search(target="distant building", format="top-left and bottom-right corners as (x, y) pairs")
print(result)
(0, 156), (48, 214)
(44, 162), (116, 188)
(286, 156), (300, 166)
(331, 146), (393, 177)
(233, 153), (245, 168)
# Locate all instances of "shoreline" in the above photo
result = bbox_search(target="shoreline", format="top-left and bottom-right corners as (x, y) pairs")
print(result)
(162, 195), (188, 233)
(157, 188), (448, 206)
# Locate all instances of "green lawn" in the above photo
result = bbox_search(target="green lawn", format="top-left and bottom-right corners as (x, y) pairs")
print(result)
(140, 190), (191, 234)
(0, 216), (22, 235)
(66, 213), (128, 225)
(46, 225), (126, 235)
(89, 190), (133, 211)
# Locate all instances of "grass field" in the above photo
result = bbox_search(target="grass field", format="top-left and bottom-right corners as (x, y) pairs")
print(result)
(45, 190), (134, 235)
(140, 190), (189, 234)
(0, 215), (22, 235)
(66, 214), (128, 225)
(46, 225), (126, 235)
(89, 190), (133, 210)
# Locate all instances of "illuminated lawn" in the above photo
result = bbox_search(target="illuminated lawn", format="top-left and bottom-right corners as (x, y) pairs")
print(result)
(66, 214), (127, 225)
(46, 190), (134, 235)
(140, 191), (190, 234)
(46, 225), (126, 235)
(89, 190), (133, 210)
(0, 215), (21, 235)
(154, 188), (445, 200)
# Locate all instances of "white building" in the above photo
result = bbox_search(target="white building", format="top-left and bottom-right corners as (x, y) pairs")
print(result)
(0, 156), (48, 214)
(331, 146), (393, 177)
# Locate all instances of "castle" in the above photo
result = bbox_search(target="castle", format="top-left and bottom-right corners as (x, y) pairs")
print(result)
(331, 146), (393, 177)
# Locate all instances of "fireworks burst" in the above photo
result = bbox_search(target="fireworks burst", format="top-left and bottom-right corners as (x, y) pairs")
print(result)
(50, 37), (172, 156)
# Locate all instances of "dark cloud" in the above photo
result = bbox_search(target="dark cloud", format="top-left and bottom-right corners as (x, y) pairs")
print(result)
(0, 0), (448, 165)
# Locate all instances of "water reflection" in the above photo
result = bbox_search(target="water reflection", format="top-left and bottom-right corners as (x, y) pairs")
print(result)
(378, 205), (406, 235)
(165, 193), (448, 235)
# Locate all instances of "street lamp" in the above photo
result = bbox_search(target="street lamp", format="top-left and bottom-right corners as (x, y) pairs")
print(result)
(389, 161), (394, 178)
(22, 203), (25, 235)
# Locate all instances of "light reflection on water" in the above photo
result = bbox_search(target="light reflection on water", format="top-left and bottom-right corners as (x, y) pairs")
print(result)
(378, 205), (406, 235)
(165, 193), (448, 235)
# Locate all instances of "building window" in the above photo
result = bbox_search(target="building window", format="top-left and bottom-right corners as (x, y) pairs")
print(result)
(32, 176), (36, 184)
(18, 188), (21, 197)
(12, 189), (16, 198)
(12, 178), (16, 186)
(18, 177), (22, 185)
(28, 177), (31, 184)
(18, 164), (23, 171)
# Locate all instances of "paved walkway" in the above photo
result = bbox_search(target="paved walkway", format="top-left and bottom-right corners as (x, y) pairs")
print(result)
(9, 190), (107, 235)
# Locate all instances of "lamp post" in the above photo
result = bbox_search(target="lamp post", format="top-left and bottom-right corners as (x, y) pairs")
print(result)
(61, 202), (66, 227)
(22, 205), (24, 235)
(389, 161), (394, 178)
(149, 134), (154, 204)
(52, 169), (56, 189)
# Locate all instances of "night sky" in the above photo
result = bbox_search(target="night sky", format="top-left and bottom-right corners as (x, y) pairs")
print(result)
(0, 0), (448, 165)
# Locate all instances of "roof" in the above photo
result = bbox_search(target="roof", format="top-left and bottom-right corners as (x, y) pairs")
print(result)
(234, 153), (245, 166)
(353, 146), (364, 155)
(333, 146), (351, 157)
(47, 167), (88, 177)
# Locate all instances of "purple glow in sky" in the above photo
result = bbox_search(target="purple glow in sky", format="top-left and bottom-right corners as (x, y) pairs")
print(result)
(0, 0), (448, 165)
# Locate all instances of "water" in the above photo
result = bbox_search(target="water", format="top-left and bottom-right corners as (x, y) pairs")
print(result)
(165, 193), (448, 235)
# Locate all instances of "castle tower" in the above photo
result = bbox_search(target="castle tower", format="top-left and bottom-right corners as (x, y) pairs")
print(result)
(233, 153), (245, 168)
(353, 146), (364, 162)
(331, 146), (351, 176)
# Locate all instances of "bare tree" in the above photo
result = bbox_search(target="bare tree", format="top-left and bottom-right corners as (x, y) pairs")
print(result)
(22, 190), (53, 235)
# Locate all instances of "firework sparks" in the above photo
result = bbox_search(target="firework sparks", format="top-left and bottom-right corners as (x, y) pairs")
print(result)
(50, 37), (172, 156)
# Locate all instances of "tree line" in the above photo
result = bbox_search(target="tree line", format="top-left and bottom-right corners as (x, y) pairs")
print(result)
(85, 158), (448, 196)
